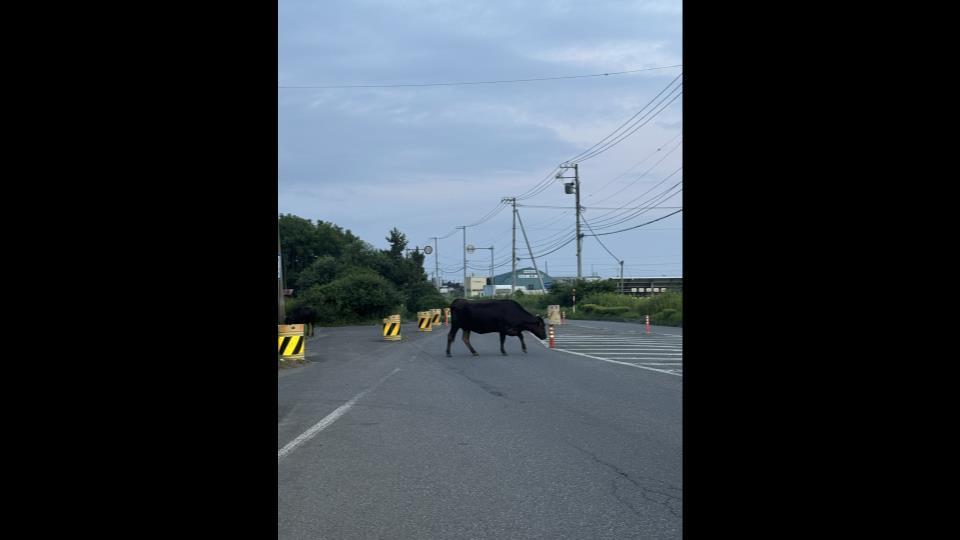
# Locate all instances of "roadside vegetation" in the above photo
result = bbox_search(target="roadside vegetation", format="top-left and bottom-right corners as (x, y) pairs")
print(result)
(280, 214), (449, 325)
(510, 281), (682, 327)
(280, 214), (680, 327)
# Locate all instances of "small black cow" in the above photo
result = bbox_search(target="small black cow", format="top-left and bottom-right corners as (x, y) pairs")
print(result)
(285, 306), (318, 325)
(446, 298), (547, 357)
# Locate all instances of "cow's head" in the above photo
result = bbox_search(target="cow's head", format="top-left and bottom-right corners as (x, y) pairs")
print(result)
(527, 315), (547, 339)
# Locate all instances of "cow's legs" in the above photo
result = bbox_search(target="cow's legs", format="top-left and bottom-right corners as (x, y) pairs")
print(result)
(462, 329), (479, 356)
(517, 332), (527, 353)
(499, 332), (507, 355)
(446, 324), (459, 357)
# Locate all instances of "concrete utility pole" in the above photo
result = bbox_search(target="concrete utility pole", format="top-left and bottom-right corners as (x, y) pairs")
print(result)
(574, 164), (581, 280)
(457, 226), (466, 296)
(429, 236), (440, 288)
(620, 260), (625, 294)
(501, 197), (517, 295)
(558, 163), (582, 279)
(278, 225), (285, 324)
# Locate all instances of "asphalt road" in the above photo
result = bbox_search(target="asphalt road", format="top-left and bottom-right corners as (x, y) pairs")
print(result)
(278, 320), (682, 539)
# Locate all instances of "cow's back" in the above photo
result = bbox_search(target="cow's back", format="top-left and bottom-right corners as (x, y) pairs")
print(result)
(449, 299), (530, 334)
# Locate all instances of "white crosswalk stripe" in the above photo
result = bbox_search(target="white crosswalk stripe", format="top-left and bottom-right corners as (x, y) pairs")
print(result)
(540, 324), (683, 376)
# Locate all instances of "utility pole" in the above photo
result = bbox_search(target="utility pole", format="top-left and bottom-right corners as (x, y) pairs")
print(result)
(620, 260), (625, 294)
(575, 163), (581, 280)
(457, 226), (466, 297)
(502, 197), (517, 295)
(429, 236), (440, 289)
(558, 163), (582, 279)
(278, 225), (285, 324)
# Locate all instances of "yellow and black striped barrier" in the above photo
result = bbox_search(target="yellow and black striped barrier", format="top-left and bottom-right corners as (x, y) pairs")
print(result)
(431, 308), (441, 327)
(417, 311), (432, 332)
(382, 314), (401, 341)
(278, 324), (306, 361)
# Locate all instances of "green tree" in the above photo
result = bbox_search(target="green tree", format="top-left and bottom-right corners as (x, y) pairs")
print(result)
(385, 228), (407, 258)
(294, 255), (341, 291)
(295, 271), (402, 324)
(403, 280), (448, 315)
(280, 214), (381, 292)
(280, 217), (450, 324)
(279, 214), (321, 288)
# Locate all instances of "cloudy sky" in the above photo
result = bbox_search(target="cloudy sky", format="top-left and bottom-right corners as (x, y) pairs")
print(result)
(279, 0), (682, 283)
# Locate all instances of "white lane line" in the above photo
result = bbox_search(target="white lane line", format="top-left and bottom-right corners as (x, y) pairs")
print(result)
(278, 367), (401, 460)
(555, 340), (681, 344)
(562, 347), (683, 356)
(555, 332), (682, 335)
(537, 338), (681, 376)
(556, 344), (681, 348)
(552, 334), (682, 338)
(554, 348), (682, 376)
(556, 339), (683, 350)
(556, 339), (681, 342)
(634, 362), (683, 365)
(558, 345), (683, 350)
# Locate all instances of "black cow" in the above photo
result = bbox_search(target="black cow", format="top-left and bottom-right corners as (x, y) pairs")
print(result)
(285, 306), (318, 325)
(446, 299), (547, 357)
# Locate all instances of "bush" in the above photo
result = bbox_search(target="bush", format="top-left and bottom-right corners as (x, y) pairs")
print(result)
(579, 304), (630, 315)
(294, 272), (402, 325)
(403, 280), (448, 317)
(580, 303), (600, 313)
(652, 308), (682, 326)
(510, 293), (550, 315)
(545, 279), (615, 307)
(564, 291), (682, 325)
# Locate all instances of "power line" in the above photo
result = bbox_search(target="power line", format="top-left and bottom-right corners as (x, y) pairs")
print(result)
(519, 204), (682, 210)
(515, 166), (562, 201)
(531, 234), (579, 258)
(589, 185), (682, 229)
(585, 209), (683, 236)
(588, 132), (682, 199)
(581, 215), (620, 264)
(588, 167), (683, 225)
(589, 139), (683, 206)
(571, 87), (683, 164)
(563, 74), (682, 165)
(278, 65), (683, 89)
(466, 201), (508, 227)
(509, 77), (683, 206)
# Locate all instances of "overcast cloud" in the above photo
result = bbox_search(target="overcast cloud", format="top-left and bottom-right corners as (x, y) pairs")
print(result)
(279, 0), (682, 281)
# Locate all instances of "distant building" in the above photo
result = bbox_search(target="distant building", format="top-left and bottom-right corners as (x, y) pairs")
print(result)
(465, 276), (488, 298)
(439, 280), (462, 295)
(553, 275), (603, 284)
(488, 267), (554, 295)
(611, 276), (682, 296)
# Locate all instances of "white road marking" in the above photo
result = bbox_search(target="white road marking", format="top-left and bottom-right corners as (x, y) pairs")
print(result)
(278, 367), (401, 460)
(564, 350), (683, 355)
(560, 348), (681, 352)
(633, 362), (683, 365)
(553, 348), (682, 376)
(538, 327), (683, 376)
